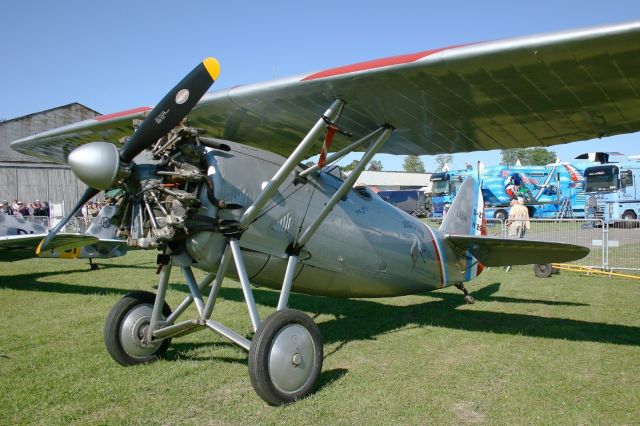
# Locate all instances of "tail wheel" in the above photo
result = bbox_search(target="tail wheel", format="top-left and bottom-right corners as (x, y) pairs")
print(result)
(104, 291), (172, 366)
(249, 309), (323, 405)
(534, 263), (553, 278)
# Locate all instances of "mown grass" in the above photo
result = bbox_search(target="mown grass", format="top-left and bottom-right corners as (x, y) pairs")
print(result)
(1, 251), (639, 425)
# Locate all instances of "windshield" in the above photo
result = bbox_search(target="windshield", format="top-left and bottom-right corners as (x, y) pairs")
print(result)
(451, 180), (463, 194)
(432, 180), (450, 195)
(585, 174), (618, 192)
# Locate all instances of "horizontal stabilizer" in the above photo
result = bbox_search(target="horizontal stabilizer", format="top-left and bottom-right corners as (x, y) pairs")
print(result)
(447, 235), (589, 267)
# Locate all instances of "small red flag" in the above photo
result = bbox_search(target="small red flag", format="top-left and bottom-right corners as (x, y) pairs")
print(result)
(318, 125), (337, 168)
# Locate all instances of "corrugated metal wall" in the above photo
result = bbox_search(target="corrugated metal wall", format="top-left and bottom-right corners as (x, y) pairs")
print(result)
(0, 166), (89, 208)
(0, 103), (101, 212)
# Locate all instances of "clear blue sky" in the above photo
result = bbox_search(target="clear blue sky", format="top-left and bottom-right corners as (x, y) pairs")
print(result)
(1, 1), (638, 171)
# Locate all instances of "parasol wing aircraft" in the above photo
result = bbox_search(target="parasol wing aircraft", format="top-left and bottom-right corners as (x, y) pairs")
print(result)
(10, 20), (640, 405)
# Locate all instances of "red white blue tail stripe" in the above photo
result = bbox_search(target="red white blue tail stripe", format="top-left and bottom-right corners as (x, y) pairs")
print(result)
(464, 182), (485, 281)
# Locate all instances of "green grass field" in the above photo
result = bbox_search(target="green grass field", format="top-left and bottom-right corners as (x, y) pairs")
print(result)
(1, 251), (639, 425)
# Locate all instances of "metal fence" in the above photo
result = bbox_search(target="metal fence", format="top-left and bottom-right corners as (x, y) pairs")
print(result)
(424, 216), (640, 273)
(21, 215), (88, 233)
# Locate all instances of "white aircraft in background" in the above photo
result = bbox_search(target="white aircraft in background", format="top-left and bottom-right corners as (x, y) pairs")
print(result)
(0, 206), (126, 268)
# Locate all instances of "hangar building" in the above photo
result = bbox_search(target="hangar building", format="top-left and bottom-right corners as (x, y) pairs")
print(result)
(355, 171), (433, 192)
(0, 103), (99, 209)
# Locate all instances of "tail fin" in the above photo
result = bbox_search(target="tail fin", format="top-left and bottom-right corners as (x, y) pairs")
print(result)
(439, 177), (484, 236)
(85, 205), (119, 239)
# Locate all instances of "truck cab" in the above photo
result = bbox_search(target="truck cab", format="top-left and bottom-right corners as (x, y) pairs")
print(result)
(429, 172), (465, 217)
(584, 164), (639, 222)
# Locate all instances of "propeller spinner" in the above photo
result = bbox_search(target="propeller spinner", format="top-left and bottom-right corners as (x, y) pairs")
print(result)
(37, 57), (220, 253)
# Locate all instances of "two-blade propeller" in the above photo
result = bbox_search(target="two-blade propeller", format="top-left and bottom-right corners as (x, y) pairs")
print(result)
(37, 58), (220, 253)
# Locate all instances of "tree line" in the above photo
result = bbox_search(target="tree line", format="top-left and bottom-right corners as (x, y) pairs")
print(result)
(338, 147), (556, 173)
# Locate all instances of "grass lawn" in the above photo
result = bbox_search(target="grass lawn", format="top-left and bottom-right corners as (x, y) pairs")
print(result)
(1, 251), (639, 424)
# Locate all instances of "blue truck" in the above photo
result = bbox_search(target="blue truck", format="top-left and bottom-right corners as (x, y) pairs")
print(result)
(429, 170), (473, 217)
(429, 162), (590, 220)
(377, 189), (430, 217)
(584, 162), (640, 223)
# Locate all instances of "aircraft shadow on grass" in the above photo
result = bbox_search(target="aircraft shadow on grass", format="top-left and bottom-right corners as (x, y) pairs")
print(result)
(208, 282), (639, 348)
(0, 263), (155, 296)
(3, 271), (638, 349)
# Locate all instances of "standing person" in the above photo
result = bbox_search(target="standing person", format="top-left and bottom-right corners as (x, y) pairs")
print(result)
(87, 202), (99, 219)
(507, 197), (530, 238)
(33, 200), (43, 216)
(585, 194), (598, 228)
(19, 202), (30, 217)
(81, 203), (89, 226)
(0, 200), (13, 215)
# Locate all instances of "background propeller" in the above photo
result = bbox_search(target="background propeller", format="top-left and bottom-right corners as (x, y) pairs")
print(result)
(38, 57), (220, 253)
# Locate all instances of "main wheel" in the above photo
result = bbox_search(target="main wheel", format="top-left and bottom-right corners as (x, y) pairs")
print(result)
(248, 309), (323, 405)
(494, 209), (507, 222)
(534, 263), (553, 278)
(104, 291), (172, 366)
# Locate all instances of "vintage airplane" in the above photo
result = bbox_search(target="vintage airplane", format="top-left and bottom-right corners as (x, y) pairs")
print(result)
(0, 206), (127, 267)
(10, 20), (640, 405)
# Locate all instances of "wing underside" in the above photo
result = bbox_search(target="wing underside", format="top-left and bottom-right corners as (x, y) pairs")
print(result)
(446, 235), (589, 267)
(0, 234), (99, 262)
(10, 20), (640, 162)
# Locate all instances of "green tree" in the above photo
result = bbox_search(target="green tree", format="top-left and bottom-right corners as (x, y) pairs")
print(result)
(527, 147), (557, 165)
(500, 147), (556, 166)
(403, 155), (426, 173)
(500, 148), (527, 165)
(342, 160), (359, 172)
(367, 160), (383, 171)
(434, 154), (453, 172)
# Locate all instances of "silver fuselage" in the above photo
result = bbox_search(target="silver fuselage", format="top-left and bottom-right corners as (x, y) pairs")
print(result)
(184, 142), (469, 298)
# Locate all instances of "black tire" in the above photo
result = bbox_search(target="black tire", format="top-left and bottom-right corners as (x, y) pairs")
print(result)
(248, 309), (323, 405)
(534, 263), (553, 278)
(494, 210), (507, 222)
(104, 291), (172, 366)
(622, 211), (637, 228)
(622, 211), (637, 220)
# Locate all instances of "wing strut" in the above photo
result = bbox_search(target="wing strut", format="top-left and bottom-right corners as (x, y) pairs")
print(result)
(121, 100), (393, 405)
(238, 99), (345, 229)
(278, 125), (394, 310)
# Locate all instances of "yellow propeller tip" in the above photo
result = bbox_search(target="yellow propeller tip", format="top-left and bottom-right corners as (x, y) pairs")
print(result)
(203, 57), (220, 81)
(36, 239), (44, 255)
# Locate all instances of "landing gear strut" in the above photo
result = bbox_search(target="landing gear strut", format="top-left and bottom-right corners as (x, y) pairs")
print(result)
(101, 99), (394, 405)
(455, 283), (475, 304)
(89, 258), (99, 270)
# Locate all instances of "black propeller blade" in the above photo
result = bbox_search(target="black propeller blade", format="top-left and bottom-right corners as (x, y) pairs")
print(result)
(38, 57), (220, 252)
(119, 57), (220, 163)
(37, 187), (100, 254)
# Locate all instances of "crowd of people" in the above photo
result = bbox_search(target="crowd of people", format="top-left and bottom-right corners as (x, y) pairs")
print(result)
(79, 201), (108, 225)
(0, 199), (50, 217)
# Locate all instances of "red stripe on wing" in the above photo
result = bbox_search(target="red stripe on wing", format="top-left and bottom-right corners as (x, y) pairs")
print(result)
(301, 44), (471, 81)
(94, 107), (151, 122)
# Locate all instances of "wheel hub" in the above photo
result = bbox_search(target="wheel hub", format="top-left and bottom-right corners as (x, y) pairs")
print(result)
(291, 353), (302, 366)
(121, 304), (163, 358)
(268, 324), (316, 394)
